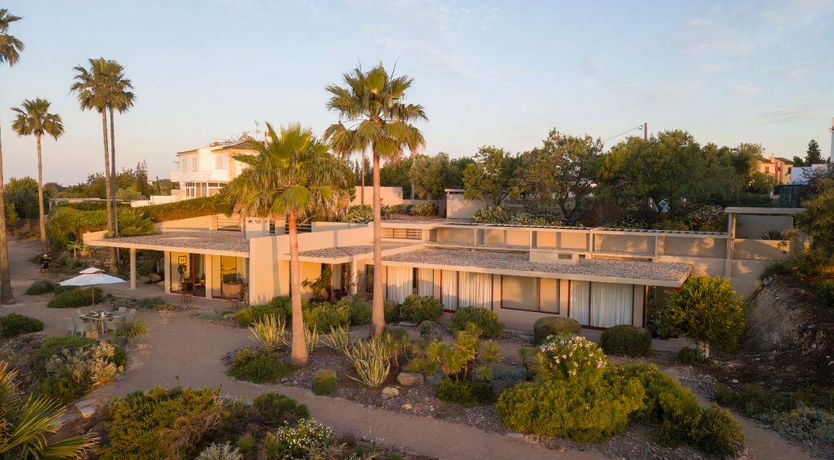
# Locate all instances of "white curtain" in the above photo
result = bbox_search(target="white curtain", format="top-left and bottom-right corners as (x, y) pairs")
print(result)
(590, 282), (633, 328)
(385, 266), (412, 304)
(459, 272), (492, 309)
(441, 270), (458, 311)
(569, 281), (590, 326)
(418, 268), (434, 297)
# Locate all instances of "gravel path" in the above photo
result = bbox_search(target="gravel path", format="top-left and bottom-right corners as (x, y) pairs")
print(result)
(1, 238), (819, 460)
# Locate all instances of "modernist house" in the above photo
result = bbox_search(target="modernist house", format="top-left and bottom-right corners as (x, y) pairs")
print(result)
(171, 137), (257, 199)
(88, 207), (802, 331)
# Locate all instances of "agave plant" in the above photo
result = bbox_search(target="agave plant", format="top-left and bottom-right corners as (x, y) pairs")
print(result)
(345, 337), (391, 387)
(249, 314), (286, 352)
(322, 325), (353, 356)
(0, 361), (97, 458)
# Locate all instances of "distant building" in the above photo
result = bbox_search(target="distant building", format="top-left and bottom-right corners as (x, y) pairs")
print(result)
(756, 155), (793, 184)
(171, 137), (258, 199)
(791, 163), (831, 185)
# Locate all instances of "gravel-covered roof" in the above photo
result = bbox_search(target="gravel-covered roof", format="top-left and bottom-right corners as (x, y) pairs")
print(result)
(296, 243), (413, 261)
(383, 248), (690, 286)
(89, 231), (249, 256)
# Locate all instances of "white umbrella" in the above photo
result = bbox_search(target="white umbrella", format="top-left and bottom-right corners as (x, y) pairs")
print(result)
(60, 267), (125, 304)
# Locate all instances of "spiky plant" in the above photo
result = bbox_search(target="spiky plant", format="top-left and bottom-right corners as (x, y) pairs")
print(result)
(322, 324), (353, 356)
(249, 314), (286, 353)
(345, 337), (391, 387)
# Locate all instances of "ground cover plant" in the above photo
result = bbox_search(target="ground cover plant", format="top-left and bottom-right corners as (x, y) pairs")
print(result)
(24, 278), (55, 295)
(227, 347), (293, 384)
(0, 312), (44, 337)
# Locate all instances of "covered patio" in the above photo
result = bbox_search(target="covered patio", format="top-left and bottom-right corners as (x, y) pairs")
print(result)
(88, 231), (250, 301)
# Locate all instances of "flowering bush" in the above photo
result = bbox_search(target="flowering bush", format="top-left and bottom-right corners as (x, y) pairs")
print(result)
(262, 418), (334, 458)
(409, 202), (436, 216)
(339, 205), (373, 223)
(38, 340), (123, 402)
(535, 334), (608, 382)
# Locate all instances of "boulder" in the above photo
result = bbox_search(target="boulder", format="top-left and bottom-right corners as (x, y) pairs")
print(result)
(396, 372), (424, 386)
(148, 273), (162, 283)
(382, 386), (399, 399)
(744, 276), (816, 352)
(137, 275), (150, 284)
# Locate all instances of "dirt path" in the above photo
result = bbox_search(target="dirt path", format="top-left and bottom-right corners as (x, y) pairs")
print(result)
(0, 238), (818, 459)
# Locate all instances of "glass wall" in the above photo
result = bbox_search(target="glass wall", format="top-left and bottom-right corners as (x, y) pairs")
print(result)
(211, 255), (247, 299)
(170, 252), (205, 297)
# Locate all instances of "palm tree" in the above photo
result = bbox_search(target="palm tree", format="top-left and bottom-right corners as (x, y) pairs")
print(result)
(226, 123), (351, 366)
(0, 8), (24, 305)
(0, 361), (97, 458)
(325, 64), (426, 337)
(71, 58), (117, 269)
(103, 60), (134, 236)
(11, 98), (64, 253)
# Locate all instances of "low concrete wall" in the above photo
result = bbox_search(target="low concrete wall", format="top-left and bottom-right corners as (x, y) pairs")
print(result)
(735, 214), (794, 239)
(311, 222), (368, 232)
(157, 215), (218, 231)
(82, 230), (108, 244)
(446, 194), (487, 219)
(733, 238), (790, 260)
(594, 234), (654, 254)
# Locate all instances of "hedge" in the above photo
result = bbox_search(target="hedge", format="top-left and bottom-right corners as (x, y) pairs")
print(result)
(141, 195), (232, 222)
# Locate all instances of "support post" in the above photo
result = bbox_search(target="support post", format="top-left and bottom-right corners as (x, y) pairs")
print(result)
(164, 252), (172, 294)
(350, 261), (359, 295)
(204, 255), (214, 299)
(725, 213), (736, 277)
(129, 248), (137, 290)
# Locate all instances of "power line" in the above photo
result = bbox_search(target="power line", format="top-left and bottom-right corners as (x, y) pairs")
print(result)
(602, 123), (646, 144)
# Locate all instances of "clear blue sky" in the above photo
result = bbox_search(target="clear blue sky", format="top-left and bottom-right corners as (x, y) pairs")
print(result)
(2, 0), (833, 184)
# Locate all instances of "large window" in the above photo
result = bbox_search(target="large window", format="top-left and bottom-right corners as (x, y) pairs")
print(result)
(569, 281), (634, 328)
(501, 275), (538, 311)
(459, 272), (492, 308)
(211, 255), (246, 299)
(365, 264), (374, 293)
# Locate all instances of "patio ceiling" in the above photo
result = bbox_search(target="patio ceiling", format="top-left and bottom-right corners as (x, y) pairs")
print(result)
(87, 231), (249, 257)
(382, 248), (691, 287)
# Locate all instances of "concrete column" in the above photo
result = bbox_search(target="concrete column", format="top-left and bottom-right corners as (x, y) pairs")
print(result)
(129, 248), (137, 290)
(725, 213), (736, 278)
(204, 254), (214, 299)
(163, 252), (172, 294)
(350, 261), (359, 295)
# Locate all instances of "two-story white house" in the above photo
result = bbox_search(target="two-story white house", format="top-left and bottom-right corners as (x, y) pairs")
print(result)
(171, 137), (257, 199)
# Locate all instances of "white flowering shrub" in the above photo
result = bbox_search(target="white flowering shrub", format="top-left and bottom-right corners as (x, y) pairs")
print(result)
(263, 418), (334, 458)
(197, 442), (242, 460)
(535, 333), (608, 382)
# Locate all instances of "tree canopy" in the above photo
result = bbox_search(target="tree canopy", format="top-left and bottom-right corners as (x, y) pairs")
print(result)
(463, 146), (519, 206)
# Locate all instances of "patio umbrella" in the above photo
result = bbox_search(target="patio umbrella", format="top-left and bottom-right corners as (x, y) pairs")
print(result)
(59, 267), (126, 305)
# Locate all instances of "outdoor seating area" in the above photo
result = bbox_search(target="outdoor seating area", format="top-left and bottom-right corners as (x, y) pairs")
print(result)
(65, 307), (137, 337)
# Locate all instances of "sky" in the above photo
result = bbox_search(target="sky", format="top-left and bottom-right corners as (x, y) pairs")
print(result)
(2, 0), (833, 185)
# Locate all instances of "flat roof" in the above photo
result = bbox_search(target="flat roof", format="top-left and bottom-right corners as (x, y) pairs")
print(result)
(87, 231), (249, 257)
(291, 243), (419, 264)
(724, 207), (805, 215)
(382, 248), (690, 287)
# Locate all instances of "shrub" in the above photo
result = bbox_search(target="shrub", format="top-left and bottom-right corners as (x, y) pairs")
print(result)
(100, 387), (223, 460)
(449, 307), (503, 338)
(535, 334), (608, 383)
(347, 297), (372, 325)
(303, 300), (350, 333)
(774, 407), (834, 443)
(403, 356), (438, 375)
(0, 313), (44, 338)
(47, 286), (103, 308)
(817, 280), (834, 308)
(496, 371), (645, 443)
(37, 341), (123, 403)
(262, 418), (333, 459)
(30, 336), (98, 371)
(419, 320), (436, 338)
(313, 369), (337, 395)
(400, 295), (442, 323)
(114, 319), (148, 340)
(252, 392), (310, 426)
(142, 194), (231, 223)
(227, 348), (292, 384)
(248, 314), (286, 352)
(661, 275), (746, 356)
(677, 346), (710, 365)
(346, 337), (391, 387)
(691, 406), (746, 457)
(384, 301), (400, 323)
(599, 325), (651, 357)
(409, 202), (436, 216)
(340, 205), (373, 223)
(437, 379), (492, 406)
(53, 284), (80, 295)
(712, 383), (794, 418)
(425, 324), (501, 382)
(197, 443), (242, 460)
(236, 433), (256, 455)
(383, 325), (409, 342)
(24, 279), (55, 295)
(533, 317), (580, 344)
(234, 296), (291, 326)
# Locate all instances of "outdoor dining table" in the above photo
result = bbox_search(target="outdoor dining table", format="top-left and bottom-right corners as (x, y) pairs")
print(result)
(79, 311), (125, 335)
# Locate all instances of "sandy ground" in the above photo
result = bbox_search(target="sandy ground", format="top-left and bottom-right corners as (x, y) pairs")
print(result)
(0, 238), (819, 460)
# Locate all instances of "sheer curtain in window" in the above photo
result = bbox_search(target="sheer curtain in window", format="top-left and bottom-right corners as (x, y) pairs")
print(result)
(385, 266), (412, 304)
(417, 268), (434, 296)
(590, 282), (633, 328)
(459, 272), (492, 308)
(569, 281), (590, 326)
(441, 270), (458, 311)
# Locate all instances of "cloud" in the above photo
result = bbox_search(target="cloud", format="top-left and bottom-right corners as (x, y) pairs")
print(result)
(753, 106), (830, 125)
(733, 83), (763, 96)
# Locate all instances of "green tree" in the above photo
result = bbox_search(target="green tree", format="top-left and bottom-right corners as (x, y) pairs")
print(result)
(4, 177), (40, 219)
(0, 8), (23, 304)
(227, 123), (351, 366)
(70, 58), (119, 269)
(11, 98), (64, 252)
(792, 156), (805, 167)
(805, 139), (824, 165)
(410, 153), (474, 200)
(463, 146), (519, 206)
(515, 129), (602, 223)
(661, 276), (746, 357)
(380, 157), (413, 197)
(0, 361), (97, 458)
(325, 64), (426, 338)
(797, 172), (834, 260)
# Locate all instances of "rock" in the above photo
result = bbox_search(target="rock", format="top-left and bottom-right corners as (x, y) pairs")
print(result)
(401, 403), (413, 410)
(397, 372), (424, 386)
(382, 386), (399, 399)
(137, 275), (150, 284)
(148, 273), (162, 283)
(76, 399), (99, 419)
(731, 378), (739, 384)
(744, 276), (816, 352)
(426, 372), (444, 385)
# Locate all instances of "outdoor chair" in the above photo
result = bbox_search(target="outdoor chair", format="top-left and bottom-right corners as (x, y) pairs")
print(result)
(74, 317), (96, 338)
(104, 316), (118, 334)
(126, 309), (137, 322)
(74, 308), (83, 317)
(64, 317), (76, 336)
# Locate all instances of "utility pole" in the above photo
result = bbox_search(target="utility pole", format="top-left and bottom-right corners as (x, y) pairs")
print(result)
(643, 122), (648, 141)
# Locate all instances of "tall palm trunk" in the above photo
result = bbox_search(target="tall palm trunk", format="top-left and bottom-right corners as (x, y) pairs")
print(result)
(370, 152), (384, 338)
(360, 154), (365, 206)
(0, 125), (14, 304)
(287, 210), (308, 367)
(100, 111), (116, 271)
(35, 134), (47, 253)
(109, 107), (118, 236)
